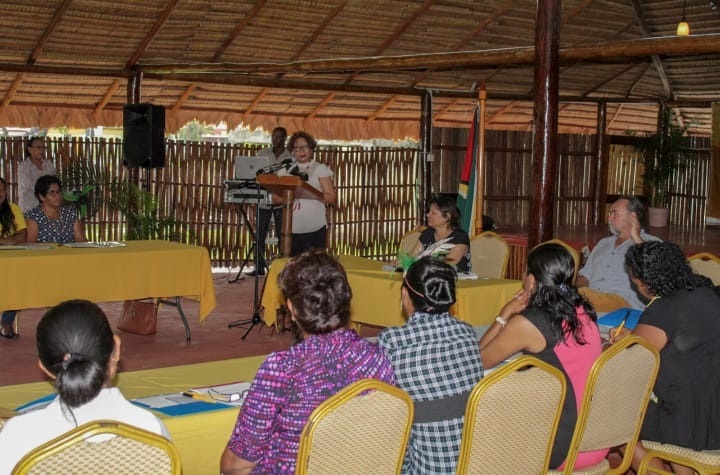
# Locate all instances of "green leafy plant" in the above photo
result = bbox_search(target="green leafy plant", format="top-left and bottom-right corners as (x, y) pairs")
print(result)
(628, 108), (689, 208)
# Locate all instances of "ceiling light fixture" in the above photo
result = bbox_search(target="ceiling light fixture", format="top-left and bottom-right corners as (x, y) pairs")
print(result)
(677, 0), (690, 35)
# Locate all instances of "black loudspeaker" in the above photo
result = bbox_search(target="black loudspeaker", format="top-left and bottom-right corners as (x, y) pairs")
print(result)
(123, 103), (165, 168)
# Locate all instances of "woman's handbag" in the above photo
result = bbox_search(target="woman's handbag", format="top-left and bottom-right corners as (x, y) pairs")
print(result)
(117, 299), (158, 335)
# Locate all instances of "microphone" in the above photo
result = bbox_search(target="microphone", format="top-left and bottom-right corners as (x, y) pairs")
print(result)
(256, 158), (293, 175)
(289, 165), (309, 182)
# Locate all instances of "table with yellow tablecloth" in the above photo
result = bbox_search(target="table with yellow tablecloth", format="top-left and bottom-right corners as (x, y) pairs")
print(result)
(0, 356), (264, 475)
(0, 240), (217, 324)
(261, 254), (522, 328)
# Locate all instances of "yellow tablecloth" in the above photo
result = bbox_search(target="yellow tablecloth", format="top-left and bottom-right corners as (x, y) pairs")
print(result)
(0, 240), (216, 321)
(0, 356), (265, 475)
(261, 255), (522, 328)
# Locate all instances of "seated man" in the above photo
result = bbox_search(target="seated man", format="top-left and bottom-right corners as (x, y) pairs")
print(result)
(576, 196), (660, 311)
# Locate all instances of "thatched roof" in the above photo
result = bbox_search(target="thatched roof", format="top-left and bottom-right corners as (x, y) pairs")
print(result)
(1, 0), (719, 140)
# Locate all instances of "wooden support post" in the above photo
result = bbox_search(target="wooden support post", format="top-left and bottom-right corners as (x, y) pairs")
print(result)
(593, 102), (609, 224)
(529, 0), (560, 249)
(473, 87), (487, 236)
(420, 90), (432, 223)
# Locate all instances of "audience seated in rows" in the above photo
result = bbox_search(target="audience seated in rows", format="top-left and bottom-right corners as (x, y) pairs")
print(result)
(220, 250), (394, 474)
(479, 243), (607, 470)
(378, 257), (483, 474)
(0, 300), (169, 473)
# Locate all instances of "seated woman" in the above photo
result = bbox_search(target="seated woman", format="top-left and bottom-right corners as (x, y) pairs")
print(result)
(24, 174), (86, 243)
(479, 242), (606, 470)
(220, 250), (395, 474)
(0, 300), (170, 473)
(0, 177), (27, 338)
(377, 257), (483, 474)
(622, 241), (720, 474)
(411, 194), (471, 273)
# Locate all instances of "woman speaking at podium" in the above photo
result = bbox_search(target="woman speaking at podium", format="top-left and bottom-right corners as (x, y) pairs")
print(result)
(273, 131), (336, 256)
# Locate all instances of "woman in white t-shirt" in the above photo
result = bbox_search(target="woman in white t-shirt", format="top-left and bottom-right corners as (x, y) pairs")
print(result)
(0, 300), (169, 474)
(274, 131), (336, 256)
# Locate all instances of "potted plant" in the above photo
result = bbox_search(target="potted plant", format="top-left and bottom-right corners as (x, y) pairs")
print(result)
(628, 107), (689, 227)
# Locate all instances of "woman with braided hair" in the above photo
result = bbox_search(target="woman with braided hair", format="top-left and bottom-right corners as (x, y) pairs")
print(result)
(378, 257), (483, 474)
(0, 300), (169, 473)
(479, 242), (605, 470)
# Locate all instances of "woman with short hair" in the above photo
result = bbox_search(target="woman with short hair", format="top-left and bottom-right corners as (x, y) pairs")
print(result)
(24, 174), (85, 243)
(412, 194), (471, 272)
(221, 250), (394, 474)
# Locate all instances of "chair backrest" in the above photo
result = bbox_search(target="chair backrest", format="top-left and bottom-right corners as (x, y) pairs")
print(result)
(688, 252), (720, 285)
(456, 356), (567, 475)
(561, 335), (660, 474)
(13, 420), (181, 475)
(296, 379), (413, 475)
(540, 239), (581, 283)
(398, 225), (426, 256)
(470, 231), (510, 278)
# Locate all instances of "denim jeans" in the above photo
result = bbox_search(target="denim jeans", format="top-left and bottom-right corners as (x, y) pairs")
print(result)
(1, 310), (17, 326)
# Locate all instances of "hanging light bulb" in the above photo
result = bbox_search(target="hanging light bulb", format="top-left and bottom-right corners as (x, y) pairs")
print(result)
(677, 0), (690, 35)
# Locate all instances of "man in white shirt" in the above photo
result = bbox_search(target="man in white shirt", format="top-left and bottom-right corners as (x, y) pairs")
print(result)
(577, 196), (661, 311)
(246, 127), (293, 276)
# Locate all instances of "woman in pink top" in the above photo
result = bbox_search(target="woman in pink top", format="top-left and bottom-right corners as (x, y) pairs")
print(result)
(479, 242), (606, 469)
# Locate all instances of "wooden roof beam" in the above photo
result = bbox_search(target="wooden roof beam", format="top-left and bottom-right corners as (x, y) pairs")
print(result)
(367, 95), (399, 122)
(242, 87), (268, 122)
(138, 34), (720, 74)
(0, 74), (25, 116)
(213, 0), (267, 62)
(172, 85), (196, 113)
(307, 93), (336, 119)
(126, 0), (180, 68)
(29, 0), (73, 65)
(94, 79), (121, 116)
(580, 62), (643, 97)
(431, 98), (458, 121)
(487, 101), (518, 124)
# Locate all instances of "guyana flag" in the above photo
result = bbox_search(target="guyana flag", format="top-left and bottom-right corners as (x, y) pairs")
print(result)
(457, 106), (479, 237)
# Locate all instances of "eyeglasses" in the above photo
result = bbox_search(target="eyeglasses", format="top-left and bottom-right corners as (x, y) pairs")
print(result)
(208, 388), (249, 403)
(292, 145), (310, 152)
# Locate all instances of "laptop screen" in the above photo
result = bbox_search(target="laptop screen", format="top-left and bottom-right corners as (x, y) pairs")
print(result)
(234, 156), (271, 180)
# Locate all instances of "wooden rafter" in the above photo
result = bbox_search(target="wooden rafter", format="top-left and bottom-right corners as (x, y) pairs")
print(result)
(29, 0), (73, 65)
(0, 74), (25, 116)
(581, 63), (642, 97)
(307, 93), (336, 120)
(242, 88), (268, 122)
(214, 0), (267, 62)
(630, 0), (672, 99)
(94, 79), (122, 116)
(607, 103), (624, 130)
(627, 62), (654, 97)
(367, 95), (399, 122)
(172, 85), (196, 113)
(432, 98), (458, 121)
(487, 101), (517, 124)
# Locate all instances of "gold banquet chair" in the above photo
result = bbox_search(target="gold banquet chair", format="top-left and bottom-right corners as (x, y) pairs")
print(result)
(638, 442), (720, 474)
(398, 225), (427, 256)
(547, 335), (660, 475)
(13, 420), (181, 475)
(296, 379), (413, 475)
(688, 252), (720, 285)
(456, 356), (567, 475)
(470, 231), (510, 278)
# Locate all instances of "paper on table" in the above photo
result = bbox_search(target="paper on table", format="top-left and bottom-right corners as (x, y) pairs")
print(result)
(131, 393), (234, 416)
(0, 244), (54, 250)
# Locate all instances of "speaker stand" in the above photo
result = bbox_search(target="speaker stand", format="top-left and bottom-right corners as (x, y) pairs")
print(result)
(228, 188), (265, 339)
(228, 204), (258, 284)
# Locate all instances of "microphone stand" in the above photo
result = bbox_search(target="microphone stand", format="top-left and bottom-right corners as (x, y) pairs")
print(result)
(228, 183), (265, 340)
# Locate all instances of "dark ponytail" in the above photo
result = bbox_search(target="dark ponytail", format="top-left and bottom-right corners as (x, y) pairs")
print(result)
(37, 300), (115, 409)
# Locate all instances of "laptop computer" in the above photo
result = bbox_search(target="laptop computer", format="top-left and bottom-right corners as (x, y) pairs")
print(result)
(234, 156), (271, 180)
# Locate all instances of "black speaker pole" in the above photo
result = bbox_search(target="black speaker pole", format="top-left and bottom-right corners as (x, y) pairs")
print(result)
(228, 185), (265, 340)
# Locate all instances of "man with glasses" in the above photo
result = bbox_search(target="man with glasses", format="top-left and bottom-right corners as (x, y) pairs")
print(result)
(18, 136), (57, 213)
(576, 195), (660, 311)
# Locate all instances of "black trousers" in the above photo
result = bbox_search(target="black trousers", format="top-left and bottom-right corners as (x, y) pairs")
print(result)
(255, 206), (282, 271)
(290, 226), (327, 257)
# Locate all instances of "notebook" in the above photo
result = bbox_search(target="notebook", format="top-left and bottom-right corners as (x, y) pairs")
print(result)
(234, 156), (270, 180)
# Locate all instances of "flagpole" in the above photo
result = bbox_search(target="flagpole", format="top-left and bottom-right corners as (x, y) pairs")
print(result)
(474, 86), (487, 236)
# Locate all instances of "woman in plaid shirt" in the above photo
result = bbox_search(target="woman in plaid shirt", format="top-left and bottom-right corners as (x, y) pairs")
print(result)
(378, 257), (483, 474)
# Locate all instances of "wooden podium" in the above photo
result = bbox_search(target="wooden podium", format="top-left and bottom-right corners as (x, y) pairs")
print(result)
(256, 174), (324, 256)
